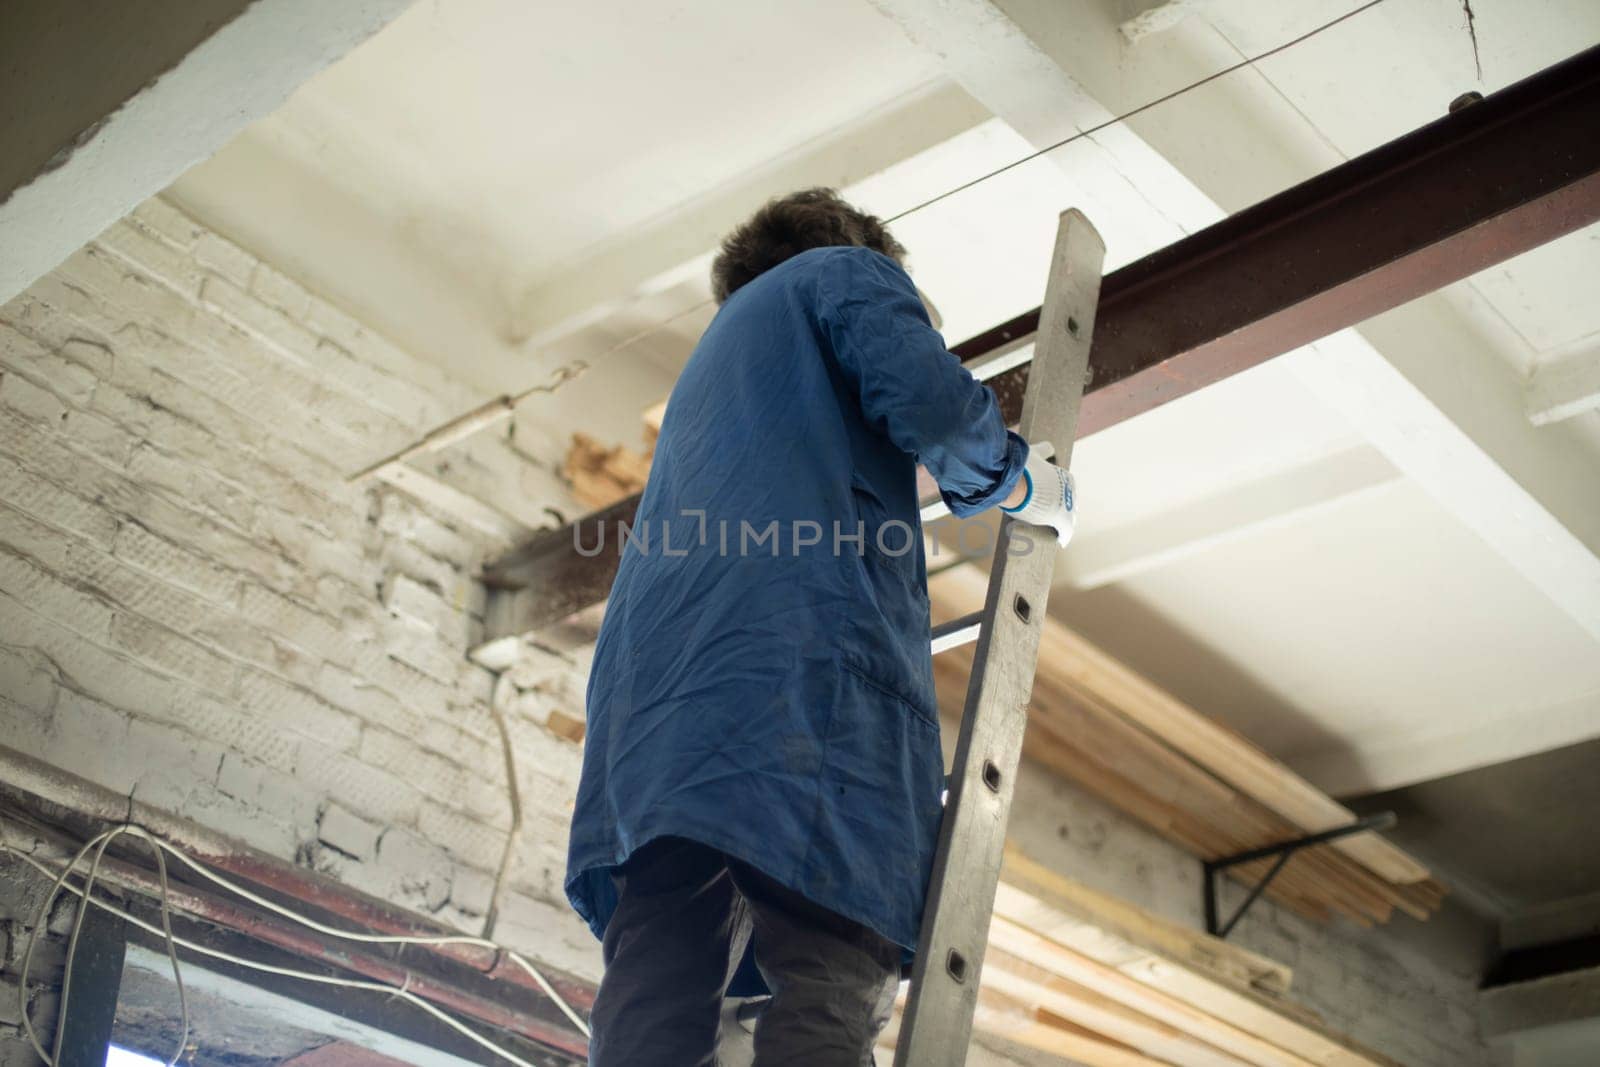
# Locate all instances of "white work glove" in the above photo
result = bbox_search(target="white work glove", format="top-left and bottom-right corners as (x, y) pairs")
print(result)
(1000, 442), (1076, 547)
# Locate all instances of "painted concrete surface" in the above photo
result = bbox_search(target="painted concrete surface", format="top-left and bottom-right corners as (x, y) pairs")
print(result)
(0, 0), (412, 306)
(166, 0), (965, 398)
(887, 0), (1600, 795)
(1, 1), (250, 197)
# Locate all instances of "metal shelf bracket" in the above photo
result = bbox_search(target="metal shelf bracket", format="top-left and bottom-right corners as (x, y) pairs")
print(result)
(1203, 811), (1399, 939)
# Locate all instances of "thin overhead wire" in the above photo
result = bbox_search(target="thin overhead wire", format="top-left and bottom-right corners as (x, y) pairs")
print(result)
(592, 0), (1391, 359)
(884, 0), (1390, 223)
(369, 2), (1391, 471)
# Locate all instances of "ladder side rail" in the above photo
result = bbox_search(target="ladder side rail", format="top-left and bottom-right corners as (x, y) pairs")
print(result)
(894, 209), (1105, 1066)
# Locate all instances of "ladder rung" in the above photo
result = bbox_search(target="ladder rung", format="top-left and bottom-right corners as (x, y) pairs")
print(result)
(930, 611), (982, 654)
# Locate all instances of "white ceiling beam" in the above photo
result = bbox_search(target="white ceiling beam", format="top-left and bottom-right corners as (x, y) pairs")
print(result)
(1502, 889), (1600, 952)
(1480, 965), (1600, 1039)
(1057, 446), (1400, 591)
(1289, 315), (1600, 642)
(1526, 343), (1600, 425)
(505, 80), (990, 350)
(0, 0), (410, 307)
(1288, 685), (1600, 798)
(875, 0), (1600, 644)
(866, 0), (1217, 258)
(1119, 0), (1222, 44)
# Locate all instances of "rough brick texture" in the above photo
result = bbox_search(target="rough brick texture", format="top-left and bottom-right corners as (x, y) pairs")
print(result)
(0, 199), (592, 1013)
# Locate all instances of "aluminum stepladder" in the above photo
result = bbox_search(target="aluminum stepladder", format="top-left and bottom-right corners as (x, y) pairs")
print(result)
(894, 209), (1106, 1065)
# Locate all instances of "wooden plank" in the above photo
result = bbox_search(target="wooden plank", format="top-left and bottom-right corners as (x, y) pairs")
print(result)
(975, 992), (1174, 1067)
(991, 919), (1323, 1067)
(985, 947), (1254, 1067)
(931, 574), (1440, 932)
(885, 841), (1401, 1067)
(932, 565), (1428, 885)
(1042, 642), (1425, 886)
(884, 987), (1167, 1066)
(991, 918), (1404, 1067)
(1121, 959), (1407, 1067)
(935, 650), (1348, 927)
(562, 431), (652, 509)
(989, 853), (1406, 1067)
(641, 397), (667, 446)
(998, 847), (1293, 996)
(1022, 681), (1397, 925)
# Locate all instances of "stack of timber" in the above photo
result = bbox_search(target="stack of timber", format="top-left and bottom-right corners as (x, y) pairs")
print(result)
(927, 564), (1446, 929)
(561, 398), (668, 508)
(562, 430), (653, 508)
(877, 846), (1407, 1066)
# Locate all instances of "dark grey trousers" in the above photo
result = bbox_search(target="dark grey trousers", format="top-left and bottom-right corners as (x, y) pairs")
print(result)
(587, 837), (901, 1067)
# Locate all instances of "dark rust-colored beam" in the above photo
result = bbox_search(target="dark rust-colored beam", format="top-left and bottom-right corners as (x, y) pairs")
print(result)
(55, 900), (127, 1067)
(42, 834), (589, 1062)
(482, 44), (1600, 633)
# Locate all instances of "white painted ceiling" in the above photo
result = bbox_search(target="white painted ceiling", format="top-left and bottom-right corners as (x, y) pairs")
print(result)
(169, 0), (949, 399)
(286, 0), (945, 284)
(167, 0), (1600, 818)
(1191, 0), (1600, 383)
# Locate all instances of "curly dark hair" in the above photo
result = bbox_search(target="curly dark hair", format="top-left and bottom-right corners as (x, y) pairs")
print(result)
(710, 188), (906, 304)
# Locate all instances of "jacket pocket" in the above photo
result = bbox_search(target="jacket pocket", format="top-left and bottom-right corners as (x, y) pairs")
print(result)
(848, 474), (918, 579)
(844, 474), (936, 722)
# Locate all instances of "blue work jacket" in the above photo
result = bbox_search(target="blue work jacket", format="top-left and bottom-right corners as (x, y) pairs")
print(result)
(565, 246), (1027, 957)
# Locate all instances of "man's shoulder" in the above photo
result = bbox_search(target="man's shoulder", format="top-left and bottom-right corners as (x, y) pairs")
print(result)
(717, 247), (913, 325)
(771, 247), (914, 308)
(789, 244), (904, 274)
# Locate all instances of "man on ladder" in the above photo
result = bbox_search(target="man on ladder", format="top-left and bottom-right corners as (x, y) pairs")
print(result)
(565, 188), (1084, 1066)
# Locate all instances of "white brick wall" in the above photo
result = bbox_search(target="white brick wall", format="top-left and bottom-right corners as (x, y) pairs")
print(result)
(0, 198), (1489, 1066)
(0, 199), (598, 1005)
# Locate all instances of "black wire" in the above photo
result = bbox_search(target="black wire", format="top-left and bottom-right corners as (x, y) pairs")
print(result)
(885, 0), (1389, 224)
(585, 0), (1391, 361)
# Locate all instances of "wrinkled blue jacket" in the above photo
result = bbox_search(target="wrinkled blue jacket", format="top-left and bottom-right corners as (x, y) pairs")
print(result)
(566, 246), (1027, 955)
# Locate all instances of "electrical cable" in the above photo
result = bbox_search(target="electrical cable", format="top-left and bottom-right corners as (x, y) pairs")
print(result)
(4, 840), (552, 1067)
(367, 1), (1391, 478)
(4, 10), (1400, 1062)
(16, 826), (188, 1067)
(2, 821), (589, 1066)
(529, 1), (1391, 370)
(139, 828), (590, 1036)
(483, 672), (525, 941)
(883, 0), (1389, 223)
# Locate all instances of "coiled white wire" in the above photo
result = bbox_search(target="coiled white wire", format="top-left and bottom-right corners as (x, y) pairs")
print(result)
(3, 821), (589, 1067)
(16, 825), (188, 1066)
